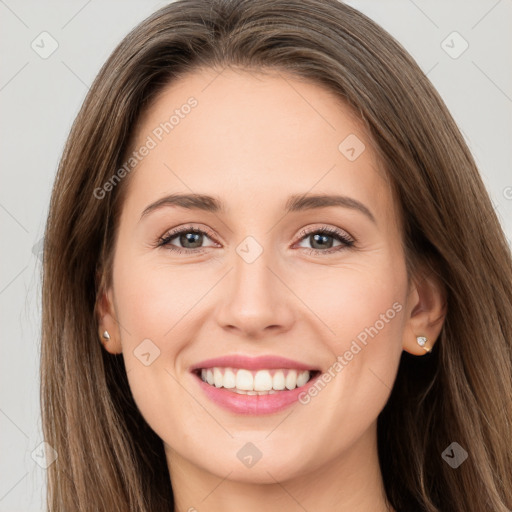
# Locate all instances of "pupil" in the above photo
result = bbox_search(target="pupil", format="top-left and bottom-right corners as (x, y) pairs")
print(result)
(180, 232), (202, 248)
(311, 233), (333, 250)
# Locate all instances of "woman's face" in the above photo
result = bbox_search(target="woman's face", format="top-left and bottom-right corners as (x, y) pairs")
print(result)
(102, 67), (415, 485)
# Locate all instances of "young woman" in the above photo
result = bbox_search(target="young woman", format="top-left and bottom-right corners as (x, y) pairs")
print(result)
(41, 0), (512, 510)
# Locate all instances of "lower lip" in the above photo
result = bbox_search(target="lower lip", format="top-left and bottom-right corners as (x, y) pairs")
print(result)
(193, 372), (320, 415)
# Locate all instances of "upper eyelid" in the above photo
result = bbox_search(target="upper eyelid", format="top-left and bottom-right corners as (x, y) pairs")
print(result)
(297, 225), (353, 241)
(159, 225), (219, 246)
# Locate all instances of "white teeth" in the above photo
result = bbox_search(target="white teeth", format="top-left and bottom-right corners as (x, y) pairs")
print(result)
(296, 370), (309, 387)
(223, 368), (236, 389)
(272, 370), (286, 390)
(199, 367), (312, 392)
(234, 389), (277, 395)
(235, 369), (253, 390)
(213, 367), (223, 388)
(253, 370), (273, 391)
(285, 370), (297, 390)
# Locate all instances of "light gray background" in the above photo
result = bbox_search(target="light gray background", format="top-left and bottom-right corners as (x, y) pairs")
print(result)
(1, 1), (511, 510)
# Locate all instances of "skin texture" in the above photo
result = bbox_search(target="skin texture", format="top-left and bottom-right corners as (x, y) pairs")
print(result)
(98, 67), (446, 512)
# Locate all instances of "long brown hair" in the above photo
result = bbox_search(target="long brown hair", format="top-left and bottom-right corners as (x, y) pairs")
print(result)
(41, 0), (512, 510)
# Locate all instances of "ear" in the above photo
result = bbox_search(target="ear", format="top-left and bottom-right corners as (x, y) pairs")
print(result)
(402, 267), (447, 355)
(95, 280), (123, 355)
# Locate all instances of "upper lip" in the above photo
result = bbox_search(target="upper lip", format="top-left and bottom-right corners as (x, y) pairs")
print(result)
(190, 355), (319, 372)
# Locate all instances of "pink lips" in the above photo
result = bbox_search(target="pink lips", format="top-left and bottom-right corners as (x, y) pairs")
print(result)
(190, 354), (320, 415)
(190, 354), (317, 372)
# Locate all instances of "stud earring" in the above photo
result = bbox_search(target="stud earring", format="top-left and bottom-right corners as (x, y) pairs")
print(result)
(416, 335), (431, 352)
(102, 330), (111, 341)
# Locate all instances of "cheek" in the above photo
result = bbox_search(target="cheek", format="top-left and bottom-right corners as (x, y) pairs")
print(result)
(334, 274), (405, 351)
(294, 263), (406, 428)
(113, 249), (209, 343)
(291, 260), (406, 352)
(335, 265), (406, 376)
(111, 246), (235, 430)
(111, 255), (199, 442)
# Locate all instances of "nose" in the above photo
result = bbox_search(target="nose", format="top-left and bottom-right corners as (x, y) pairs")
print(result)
(215, 245), (295, 339)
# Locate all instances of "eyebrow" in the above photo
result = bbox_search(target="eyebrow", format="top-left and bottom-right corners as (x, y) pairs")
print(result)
(140, 193), (376, 224)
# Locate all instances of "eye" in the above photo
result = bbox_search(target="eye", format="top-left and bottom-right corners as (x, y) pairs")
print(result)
(294, 225), (355, 255)
(156, 224), (355, 256)
(156, 225), (218, 254)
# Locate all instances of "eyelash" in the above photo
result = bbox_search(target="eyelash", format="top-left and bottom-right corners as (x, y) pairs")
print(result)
(156, 224), (355, 256)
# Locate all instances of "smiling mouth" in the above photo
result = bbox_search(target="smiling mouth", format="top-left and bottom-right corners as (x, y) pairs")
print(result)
(193, 367), (321, 395)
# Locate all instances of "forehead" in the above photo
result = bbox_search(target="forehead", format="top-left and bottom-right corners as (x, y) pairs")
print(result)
(136, 66), (369, 158)
(123, 67), (393, 223)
